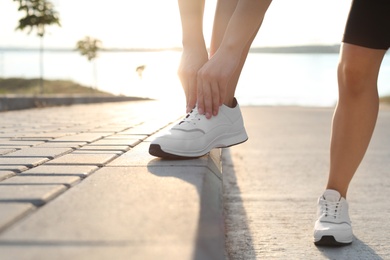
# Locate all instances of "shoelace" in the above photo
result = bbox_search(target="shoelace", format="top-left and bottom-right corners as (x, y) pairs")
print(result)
(321, 198), (341, 219)
(179, 108), (202, 125)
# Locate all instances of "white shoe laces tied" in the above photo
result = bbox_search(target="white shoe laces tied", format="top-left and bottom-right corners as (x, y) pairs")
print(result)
(179, 108), (202, 125)
(321, 198), (342, 219)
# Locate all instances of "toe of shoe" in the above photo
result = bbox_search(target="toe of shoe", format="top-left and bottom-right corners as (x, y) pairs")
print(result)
(314, 222), (353, 245)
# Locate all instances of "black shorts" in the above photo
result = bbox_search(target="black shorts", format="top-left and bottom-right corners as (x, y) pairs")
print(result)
(343, 0), (390, 50)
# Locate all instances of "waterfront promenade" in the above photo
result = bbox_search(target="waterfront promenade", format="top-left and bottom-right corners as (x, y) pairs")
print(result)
(0, 100), (389, 259)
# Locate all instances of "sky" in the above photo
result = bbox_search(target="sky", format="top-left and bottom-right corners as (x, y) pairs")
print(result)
(0, 0), (352, 49)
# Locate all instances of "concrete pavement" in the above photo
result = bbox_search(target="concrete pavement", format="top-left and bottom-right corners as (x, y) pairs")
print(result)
(1, 101), (390, 259)
(224, 105), (390, 259)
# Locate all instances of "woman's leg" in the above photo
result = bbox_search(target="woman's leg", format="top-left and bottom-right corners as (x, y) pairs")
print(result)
(209, 0), (270, 107)
(326, 43), (386, 198)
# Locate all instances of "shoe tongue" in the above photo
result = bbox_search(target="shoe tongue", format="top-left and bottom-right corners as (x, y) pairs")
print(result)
(323, 189), (341, 202)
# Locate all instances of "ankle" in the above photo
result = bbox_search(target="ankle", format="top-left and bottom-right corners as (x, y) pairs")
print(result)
(325, 187), (347, 199)
(223, 98), (237, 108)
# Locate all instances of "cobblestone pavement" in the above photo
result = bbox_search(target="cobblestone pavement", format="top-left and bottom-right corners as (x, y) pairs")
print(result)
(0, 100), (229, 260)
(223, 106), (390, 260)
(0, 101), (182, 235)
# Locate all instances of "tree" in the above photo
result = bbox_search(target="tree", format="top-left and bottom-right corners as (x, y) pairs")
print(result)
(76, 36), (102, 89)
(14, 0), (61, 94)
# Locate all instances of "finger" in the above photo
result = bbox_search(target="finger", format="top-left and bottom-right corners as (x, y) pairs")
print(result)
(187, 78), (197, 113)
(202, 81), (213, 119)
(219, 81), (227, 107)
(211, 81), (220, 116)
(197, 77), (205, 115)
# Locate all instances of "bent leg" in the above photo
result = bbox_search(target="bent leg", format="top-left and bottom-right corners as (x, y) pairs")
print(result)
(209, 0), (271, 107)
(326, 43), (386, 198)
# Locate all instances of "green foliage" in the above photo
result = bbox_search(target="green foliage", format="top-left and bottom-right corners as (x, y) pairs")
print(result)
(76, 36), (102, 61)
(14, 0), (61, 37)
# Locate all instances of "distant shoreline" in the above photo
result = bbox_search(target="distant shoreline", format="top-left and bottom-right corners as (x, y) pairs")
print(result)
(0, 45), (342, 54)
(250, 45), (341, 54)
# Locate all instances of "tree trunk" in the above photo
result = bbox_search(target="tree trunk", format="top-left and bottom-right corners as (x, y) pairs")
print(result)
(93, 59), (98, 89)
(39, 36), (44, 94)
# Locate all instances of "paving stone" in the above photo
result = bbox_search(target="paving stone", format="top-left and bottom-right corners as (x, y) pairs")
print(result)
(0, 146), (31, 150)
(13, 133), (67, 139)
(0, 134), (18, 139)
(46, 153), (118, 166)
(78, 145), (130, 152)
(89, 138), (141, 147)
(0, 203), (35, 232)
(50, 133), (107, 143)
(71, 150), (123, 155)
(0, 157), (49, 167)
(104, 135), (148, 140)
(2, 148), (73, 159)
(35, 142), (87, 149)
(19, 165), (98, 177)
(0, 140), (45, 147)
(0, 166), (28, 173)
(0, 171), (15, 181)
(45, 130), (79, 135)
(0, 133), (20, 139)
(89, 126), (131, 133)
(0, 185), (67, 206)
(11, 137), (53, 142)
(0, 149), (16, 155)
(0, 176), (81, 187)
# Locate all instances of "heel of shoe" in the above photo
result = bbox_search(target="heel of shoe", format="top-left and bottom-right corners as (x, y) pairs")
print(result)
(217, 130), (248, 148)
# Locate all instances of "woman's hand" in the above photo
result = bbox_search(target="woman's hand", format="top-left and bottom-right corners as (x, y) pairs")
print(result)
(178, 46), (209, 113)
(196, 48), (241, 119)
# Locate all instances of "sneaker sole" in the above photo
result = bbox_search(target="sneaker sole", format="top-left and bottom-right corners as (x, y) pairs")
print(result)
(314, 236), (352, 247)
(149, 137), (248, 160)
(149, 144), (199, 160)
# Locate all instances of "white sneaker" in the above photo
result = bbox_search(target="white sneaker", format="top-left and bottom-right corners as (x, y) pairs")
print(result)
(314, 189), (353, 246)
(149, 99), (248, 159)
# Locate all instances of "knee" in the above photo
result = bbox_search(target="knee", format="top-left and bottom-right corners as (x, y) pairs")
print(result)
(337, 61), (376, 98)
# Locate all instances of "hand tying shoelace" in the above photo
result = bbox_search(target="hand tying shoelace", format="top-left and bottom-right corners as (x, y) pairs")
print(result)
(179, 108), (202, 125)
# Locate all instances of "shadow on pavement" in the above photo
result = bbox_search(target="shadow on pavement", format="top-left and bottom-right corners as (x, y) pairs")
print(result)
(147, 156), (225, 260)
(316, 237), (384, 260)
(222, 148), (256, 260)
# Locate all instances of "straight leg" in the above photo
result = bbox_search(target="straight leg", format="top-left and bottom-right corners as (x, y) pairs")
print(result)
(326, 43), (386, 198)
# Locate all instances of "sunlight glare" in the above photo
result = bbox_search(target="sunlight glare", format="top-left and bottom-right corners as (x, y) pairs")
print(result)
(125, 51), (184, 103)
(58, 0), (183, 49)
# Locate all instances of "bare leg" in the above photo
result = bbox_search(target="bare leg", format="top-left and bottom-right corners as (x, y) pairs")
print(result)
(209, 0), (271, 107)
(326, 43), (386, 198)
